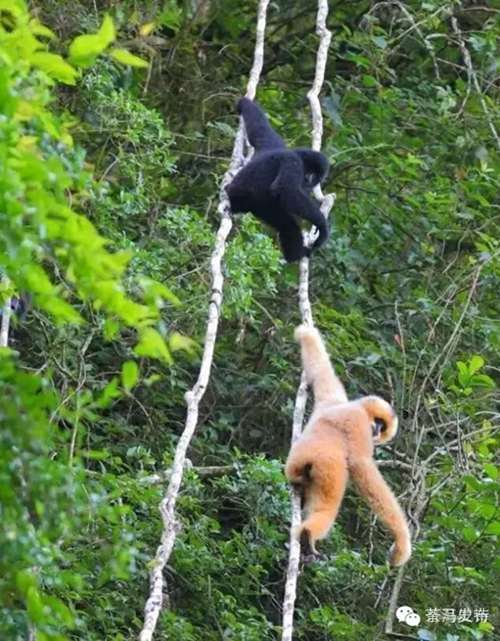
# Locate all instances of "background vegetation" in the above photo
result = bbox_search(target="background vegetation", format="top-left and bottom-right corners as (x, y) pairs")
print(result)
(1, 1), (498, 640)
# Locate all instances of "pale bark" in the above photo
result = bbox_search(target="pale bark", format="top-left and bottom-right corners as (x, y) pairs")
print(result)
(0, 297), (11, 347)
(138, 2), (271, 640)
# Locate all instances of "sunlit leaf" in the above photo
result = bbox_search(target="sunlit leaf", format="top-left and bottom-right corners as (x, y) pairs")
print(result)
(29, 19), (56, 39)
(483, 463), (498, 480)
(469, 354), (485, 375)
(109, 48), (149, 68)
(29, 52), (78, 85)
(169, 331), (198, 355)
(121, 360), (139, 391)
(69, 14), (115, 67)
(134, 328), (172, 363)
(139, 22), (155, 36)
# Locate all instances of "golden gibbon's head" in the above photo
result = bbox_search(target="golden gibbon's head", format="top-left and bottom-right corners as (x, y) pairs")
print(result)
(359, 395), (398, 445)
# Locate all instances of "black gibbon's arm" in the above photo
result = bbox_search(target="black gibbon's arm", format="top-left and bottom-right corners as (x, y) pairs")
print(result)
(272, 155), (329, 251)
(237, 97), (285, 152)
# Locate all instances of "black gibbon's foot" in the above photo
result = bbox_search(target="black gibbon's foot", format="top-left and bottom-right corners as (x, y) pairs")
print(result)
(299, 529), (317, 559)
(301, 552), (318, 565)
(291, 482), (305, 506)
(300, 530), (328, 564)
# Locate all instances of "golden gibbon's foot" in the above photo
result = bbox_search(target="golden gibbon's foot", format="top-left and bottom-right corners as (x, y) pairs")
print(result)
(388, 540), (412, 567)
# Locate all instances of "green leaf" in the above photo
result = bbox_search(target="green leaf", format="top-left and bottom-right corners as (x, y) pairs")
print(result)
(456, 360), (469, 386)
(139, 277), (180, 306)
(69, 14), (115, 67)
(169, 331), (198, 355)
(483, 463), (498, 480)
(97, 13), (115, 44)
(461, 526), (477, 542)
(469, 354), (485, 375)
(134, 328), (172, 363)
(110, 48), (149, 68)
(16, 570), (38, 595)
(29, 19), (56, 40)
(485, 522), (500, 536)
(121, 360), (139, 391)
(470, 373), (495, 389)
(29, 52), (78, 85)
(372, 35), (388, 49)
(26, 586), (44, 623)
(96, 377), (121, 408)
(159, 6), (182, 32)
(103, 318), (120, 340)
(362, 74), (378, 87)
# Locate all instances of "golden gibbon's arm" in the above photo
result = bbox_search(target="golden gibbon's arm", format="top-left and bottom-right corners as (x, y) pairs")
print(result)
(349, 458), (411, 566)
(294, 324), (348, 405)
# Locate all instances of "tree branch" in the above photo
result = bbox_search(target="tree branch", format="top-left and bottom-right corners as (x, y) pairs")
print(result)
(281, 3), (333, 640)
(0, 296), (11, 348)
(138, 2), (271, 639)
(451, 16), (500, 150)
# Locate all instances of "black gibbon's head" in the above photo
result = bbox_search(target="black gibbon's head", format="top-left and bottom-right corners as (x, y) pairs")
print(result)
(294, 149), (330, 189)
(359, 395), (398, 445)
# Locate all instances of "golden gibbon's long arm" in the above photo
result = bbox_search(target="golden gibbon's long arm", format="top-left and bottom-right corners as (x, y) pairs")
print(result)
(294, 324), (348, 404)
(349, 458), (411, 566)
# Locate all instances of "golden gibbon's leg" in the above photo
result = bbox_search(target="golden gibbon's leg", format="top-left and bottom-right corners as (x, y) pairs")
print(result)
(294, 324), (348, 405)
(349, 458), (412, 566)
(297, 443), (349, 556)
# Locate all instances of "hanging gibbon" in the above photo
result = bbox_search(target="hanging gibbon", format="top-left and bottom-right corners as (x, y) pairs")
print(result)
(225, 98), (329, 262)
(285, 325), (412, 566)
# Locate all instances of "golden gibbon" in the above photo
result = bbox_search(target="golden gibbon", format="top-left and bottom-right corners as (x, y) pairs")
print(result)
(285, 325), (412, 566)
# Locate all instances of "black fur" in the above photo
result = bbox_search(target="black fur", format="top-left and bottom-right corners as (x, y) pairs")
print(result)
(0, 294), (30, 321)
(226, 98), (330, 262)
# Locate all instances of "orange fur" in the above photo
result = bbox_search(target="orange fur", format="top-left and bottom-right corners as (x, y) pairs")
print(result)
(285, 325), (411, 566)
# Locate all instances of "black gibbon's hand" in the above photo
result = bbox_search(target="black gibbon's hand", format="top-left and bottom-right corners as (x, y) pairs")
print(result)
(226, 98), (330, 262)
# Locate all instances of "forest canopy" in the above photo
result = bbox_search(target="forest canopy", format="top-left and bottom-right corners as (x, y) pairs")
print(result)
(0, 1), (498, 640)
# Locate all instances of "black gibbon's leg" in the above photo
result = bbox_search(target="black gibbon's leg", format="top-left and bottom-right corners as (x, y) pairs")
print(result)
(277, 218), (308, 262)
(272, 155), (329, 250)
(299, 529), (317, 563)
(238, 98), (286, 153)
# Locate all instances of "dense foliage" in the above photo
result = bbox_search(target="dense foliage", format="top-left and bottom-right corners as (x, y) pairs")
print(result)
(1, 1), (498, 640)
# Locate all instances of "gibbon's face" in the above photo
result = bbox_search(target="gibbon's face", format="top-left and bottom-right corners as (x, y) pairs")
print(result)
(372, 417), (387, 443)
(372, 413), (398, 445)
(303, 172), (317, 189)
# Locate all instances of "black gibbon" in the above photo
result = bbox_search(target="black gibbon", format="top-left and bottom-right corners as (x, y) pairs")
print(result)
(226, 98), (330, 262)
(0, 294), (30, 321)
(285, 324), (412, 566)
